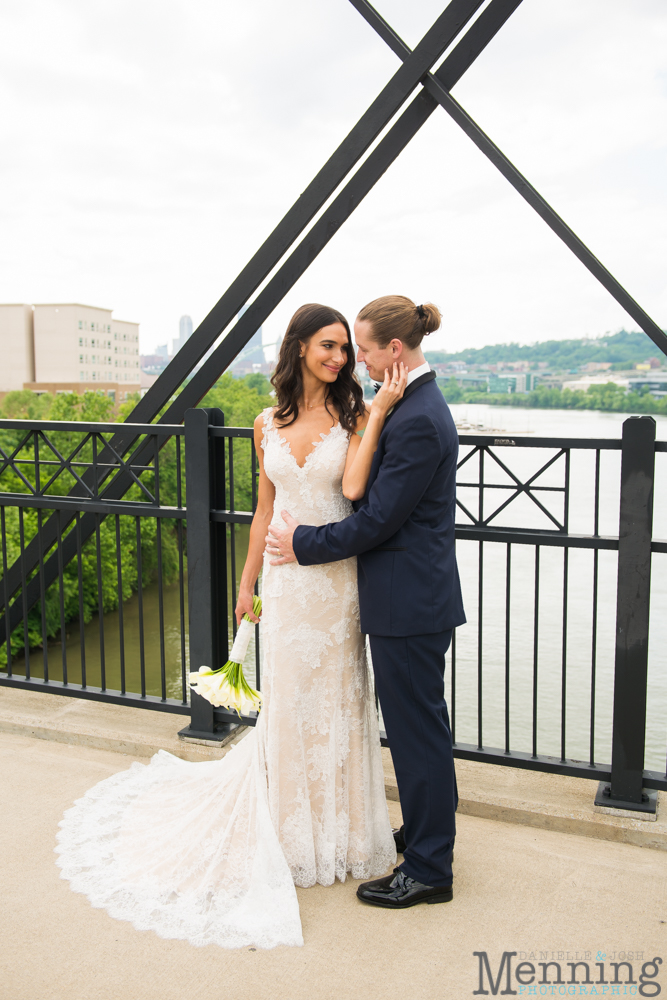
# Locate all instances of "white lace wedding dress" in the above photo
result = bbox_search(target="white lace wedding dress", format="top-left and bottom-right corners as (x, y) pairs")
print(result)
(55, 407), (395, 949)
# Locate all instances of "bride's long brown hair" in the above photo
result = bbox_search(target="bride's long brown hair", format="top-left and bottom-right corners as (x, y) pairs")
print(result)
(271, 303), (365, 433)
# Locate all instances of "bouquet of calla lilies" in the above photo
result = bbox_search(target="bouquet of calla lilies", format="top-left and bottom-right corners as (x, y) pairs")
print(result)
(189, 595), (263, 716)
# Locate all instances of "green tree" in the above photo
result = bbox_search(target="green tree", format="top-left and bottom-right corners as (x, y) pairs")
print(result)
(201, 372), (273, 427)
(200, 373), (274, 511)
(0, 374), (274, 666)
(0, 390), (174, 667)
(118, 392), (141, 422)
(440, 380), (667, 417)
(0, 390), (53, 420)
(49, 390), (115, 423)
(425, 328), (665, 371)
(440, 377), (463, 403)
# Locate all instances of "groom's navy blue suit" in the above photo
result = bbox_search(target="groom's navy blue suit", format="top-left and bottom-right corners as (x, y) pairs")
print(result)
(292, 371), (465, 886)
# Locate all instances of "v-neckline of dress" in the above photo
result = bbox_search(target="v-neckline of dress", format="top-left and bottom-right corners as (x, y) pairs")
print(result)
(273, 422), (343, 471)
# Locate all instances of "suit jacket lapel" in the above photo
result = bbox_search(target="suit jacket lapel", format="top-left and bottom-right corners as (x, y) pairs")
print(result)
(358, 370), (437, 506)
(384, 369), (436, 422)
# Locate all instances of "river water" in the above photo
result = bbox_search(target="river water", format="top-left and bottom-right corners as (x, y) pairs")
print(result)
(448, 404), (667, 774)
(12, 405), (667, 773)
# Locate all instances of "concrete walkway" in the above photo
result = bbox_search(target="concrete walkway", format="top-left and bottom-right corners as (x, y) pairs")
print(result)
(2, 693), (667, 999)
(2, 687), (666, 849)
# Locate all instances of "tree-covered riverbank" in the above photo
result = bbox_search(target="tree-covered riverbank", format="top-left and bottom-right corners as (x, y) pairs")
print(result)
(441, 378), (667, 416)
(426, 328), (662, 371)
(0, 374), (273, 663)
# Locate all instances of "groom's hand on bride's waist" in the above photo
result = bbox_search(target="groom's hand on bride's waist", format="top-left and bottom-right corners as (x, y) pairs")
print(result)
(266, 511), (300, 564)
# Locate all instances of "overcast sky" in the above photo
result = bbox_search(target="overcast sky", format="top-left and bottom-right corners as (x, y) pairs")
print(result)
(1, 0), (666, 358)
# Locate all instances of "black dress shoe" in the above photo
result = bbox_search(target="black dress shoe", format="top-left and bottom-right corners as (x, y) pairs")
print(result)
(357, 868), (453, 909)
(393, 826), (406, 854)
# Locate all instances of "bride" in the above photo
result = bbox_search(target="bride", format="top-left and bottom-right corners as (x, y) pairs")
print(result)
(55, 302), (408, 950)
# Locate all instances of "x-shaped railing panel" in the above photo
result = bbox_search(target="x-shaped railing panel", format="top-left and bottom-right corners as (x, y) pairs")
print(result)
(456, 444), (568, 530)
(0, 433), (39, 495)
(36, 431), (99, 499)
(0, 429), (158, 504)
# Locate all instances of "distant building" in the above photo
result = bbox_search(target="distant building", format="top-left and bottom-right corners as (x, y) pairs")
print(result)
(156, 343), (169, 359)
(140, 354), (169, 375)
(0, 302), (140, 400)
(429, 363), (451, 378)
(179, 314), (193, 342)
(581, 362), (612, 372)
(443, 374), (489, 391)
(230, 306), (264, 372)
(488, 373), (538, 393)
(628, 376), (667, 398)
(0, 304), (34, 392)
(436, 372), (538, 394)
(562, 374), (629, 392)
(172, 315), (193, 356)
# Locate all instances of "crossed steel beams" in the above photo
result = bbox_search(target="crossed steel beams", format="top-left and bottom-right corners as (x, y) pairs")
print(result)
(350, 0), (667, 355)
(1, 0), (665, 639)
(0, 0), (521, 637)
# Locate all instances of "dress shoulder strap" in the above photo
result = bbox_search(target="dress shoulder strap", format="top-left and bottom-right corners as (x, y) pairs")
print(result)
(260, 406), (276, 451)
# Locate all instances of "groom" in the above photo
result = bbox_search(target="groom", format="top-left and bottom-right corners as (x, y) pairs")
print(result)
(266, 298), (465, 908)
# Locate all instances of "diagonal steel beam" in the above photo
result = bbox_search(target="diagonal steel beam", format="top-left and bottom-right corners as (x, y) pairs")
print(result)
(7, 0), (488, 530)
(350, 0), (667, 356)
(137, 0), (525, 423)
(0, 0), (506, 633)
(115, 0), (487, 431)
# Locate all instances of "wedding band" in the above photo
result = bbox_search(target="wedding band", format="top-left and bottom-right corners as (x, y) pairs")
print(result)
(391, 380), (398, 386)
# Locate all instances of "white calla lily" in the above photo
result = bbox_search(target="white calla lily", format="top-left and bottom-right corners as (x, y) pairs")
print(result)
(188, 597), (263, 716)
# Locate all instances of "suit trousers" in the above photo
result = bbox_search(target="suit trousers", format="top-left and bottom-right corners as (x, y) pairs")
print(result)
(369, 630), (456, 886)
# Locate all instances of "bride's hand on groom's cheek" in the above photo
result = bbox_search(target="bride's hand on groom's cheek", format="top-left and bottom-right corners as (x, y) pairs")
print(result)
(373, 362), (408, 416)
(265, 511), (299, 564)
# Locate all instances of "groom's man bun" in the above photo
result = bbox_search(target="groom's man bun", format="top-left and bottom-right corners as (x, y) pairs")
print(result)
(357, 295), (441, 350)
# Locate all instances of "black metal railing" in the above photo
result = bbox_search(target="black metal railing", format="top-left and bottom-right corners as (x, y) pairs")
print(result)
(182, 407), (262, 739)
(0, 418), (189, 714)
(448, 417), (666, 809)
(181, 411), (667, 811)
(1, 410), (665, 810)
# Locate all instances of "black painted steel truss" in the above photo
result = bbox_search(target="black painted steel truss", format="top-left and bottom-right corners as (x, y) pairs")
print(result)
(1, 0), (665, 637)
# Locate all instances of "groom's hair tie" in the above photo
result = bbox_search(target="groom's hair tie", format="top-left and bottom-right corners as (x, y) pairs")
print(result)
(416, 304), (426, 320)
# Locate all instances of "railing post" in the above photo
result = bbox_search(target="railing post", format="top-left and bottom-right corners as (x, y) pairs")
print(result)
(179, 406), (237, 744)
(595, 416), (657, 814)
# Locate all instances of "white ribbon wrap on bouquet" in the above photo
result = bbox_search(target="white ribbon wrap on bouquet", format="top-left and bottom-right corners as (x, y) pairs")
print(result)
(228, 618), (255, 664)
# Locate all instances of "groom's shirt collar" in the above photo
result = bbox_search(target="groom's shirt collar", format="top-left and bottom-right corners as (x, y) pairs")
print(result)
(406, 361), (431, 386)
(372, 361), (432, 393)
